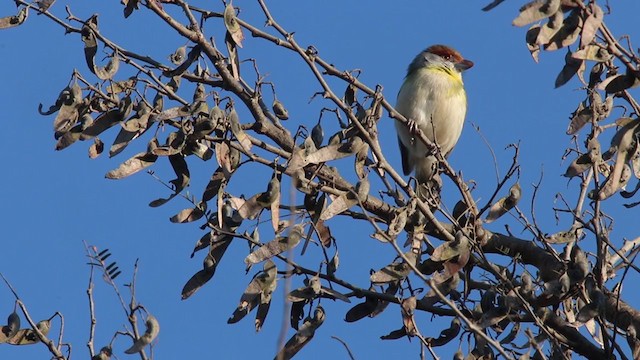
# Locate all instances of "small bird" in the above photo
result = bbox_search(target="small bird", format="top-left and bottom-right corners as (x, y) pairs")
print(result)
(395, 45), (473, 187)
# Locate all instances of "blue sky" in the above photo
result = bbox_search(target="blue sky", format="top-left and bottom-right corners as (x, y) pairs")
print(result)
(1, 0), (640, 359)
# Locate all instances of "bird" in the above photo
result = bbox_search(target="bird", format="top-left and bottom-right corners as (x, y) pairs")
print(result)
(395, 45), (473, 190)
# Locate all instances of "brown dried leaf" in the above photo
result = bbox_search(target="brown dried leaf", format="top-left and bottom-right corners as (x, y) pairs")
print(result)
(154, 106), (190, 121)
(302, 137), (367, 169)
(105, 152), (158, 179)
(122, 0), (139, 18)
(181, 234), (233, 300)
(580, 4), (603, 47)
(223, 3), (244, 47)
(545, 9), (582, 51)
(170, 205), (205, 223)
(535, 10), (563, 45)
(370, 251), (417, 284)
(545, 228), (578, 244)
(319, 192), (357, 221)
(168, 154), (190, 193)
(380, 328), (407, 340)
(80, 15), (98, 75)
(228, 107), (252, 152)
(598, 72), (640, 94)
(479, 307), (509, 329)
(485, 183), (522, 222)
(228, 260), (277, 324)
(202, 167), (227, 202)
(512, 0), (561, 27)
(244, 224), (304, 265)
(344, 296), (378, 323)
(595, 121), (640, 199)
(237, 193), (263, 220)
(123, 315), (159, 354)
(428, 318), (461, 346)
(421, 272), (460, 307)
(276, 306), (325, 360)
(272, 100), (289, 120)
(555, 50), (584, 88)
(169, 45), (187, 65)
(566, 101), (593, 135)
(525, 25), (541, 63)
(0, 7), (28, 29)
(95, 52), (120, 80)
(83, 109), (122, 138)
(6, 320), (50, 345)
(572, 45), (611, 62)
(225, 32), (240, 80)
(0, 312), (20, 342)
(563, 153), (591, 178)
(110, 103), (151, 157)
(400, 296), (418, 336)
(89, 138), (104, 159)
(166, 45), (202, 78)
(55, 125), (82, 151)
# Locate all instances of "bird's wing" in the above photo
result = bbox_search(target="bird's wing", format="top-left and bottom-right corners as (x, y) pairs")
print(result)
(397, 136), (413, 176)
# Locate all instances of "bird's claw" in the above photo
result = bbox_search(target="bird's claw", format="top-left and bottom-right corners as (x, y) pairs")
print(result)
(407, 118), (419, 144)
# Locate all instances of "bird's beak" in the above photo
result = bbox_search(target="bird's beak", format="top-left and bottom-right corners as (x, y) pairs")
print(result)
(455, 59), (474, 72)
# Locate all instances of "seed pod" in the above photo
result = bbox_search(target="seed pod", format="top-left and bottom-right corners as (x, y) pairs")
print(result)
(124, 315), (160, 354)
(272, 100), (289, 120)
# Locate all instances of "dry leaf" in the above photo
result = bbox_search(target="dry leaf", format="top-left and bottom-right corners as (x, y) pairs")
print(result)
(0, 7), (28, 29)
(275, 306), (325, 360)
(105, 152), (157, 179)
(580, 4), (603, 47)
(124, 315), (160, 354)
(244, 224), (304, 265)
(485, 183), (522, 223)
(512, 0), (561, 27)
(223, 3), (244, 47)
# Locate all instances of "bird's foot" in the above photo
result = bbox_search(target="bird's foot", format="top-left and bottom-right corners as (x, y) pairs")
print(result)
(407, 118), (419, 144)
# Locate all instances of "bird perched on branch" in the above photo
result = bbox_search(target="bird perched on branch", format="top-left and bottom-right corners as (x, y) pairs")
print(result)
(395, 45), (473, 192)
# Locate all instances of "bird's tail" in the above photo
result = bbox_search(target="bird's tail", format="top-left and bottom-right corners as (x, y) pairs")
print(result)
(414, 156), (442, 205)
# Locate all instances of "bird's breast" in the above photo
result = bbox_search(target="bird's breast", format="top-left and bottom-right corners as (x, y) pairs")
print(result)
(395, 68), (467, 157)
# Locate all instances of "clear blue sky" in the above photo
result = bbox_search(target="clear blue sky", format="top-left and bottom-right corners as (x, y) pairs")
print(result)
(1, 1), (640, 359)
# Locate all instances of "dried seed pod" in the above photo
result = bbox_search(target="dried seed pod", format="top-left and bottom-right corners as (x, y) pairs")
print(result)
(124, 315), (160, 354)
(272, 100), (289, 120)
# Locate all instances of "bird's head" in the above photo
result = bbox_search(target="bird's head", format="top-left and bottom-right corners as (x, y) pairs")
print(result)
(407, 44), (474, 75)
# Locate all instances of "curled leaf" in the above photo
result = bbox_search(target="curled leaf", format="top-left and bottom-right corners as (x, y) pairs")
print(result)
(555, 50), (583, 88)
(223, 3), (244, 47)
(244, 224), (304, 265)
(228, 260), (277, 325)
(580, 4), (603, 47)
(275, 306), (325, 360)
(182, 234), (234, 299)
(95, 52), (120, 80)
(228, 107), (252, 152)
(485, 183), (522, 223)
(6, 320), (50, 345)
(105, 152), (158, 179)
(427, 318), (461, 346)
(544, 9), (582, 51)
(169, 45), (187, 65)
(170, 204), (205, 223)
(124, 315), (160, 354)
(0, 311), (20, 342)
(272, 100), (289, 120)
(512, 0), (560, 27)
(572, 45), (611, 62)
(0, 7), (28, 29)
(370, 251), (417, 284)
(525, 25), (541, 63)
